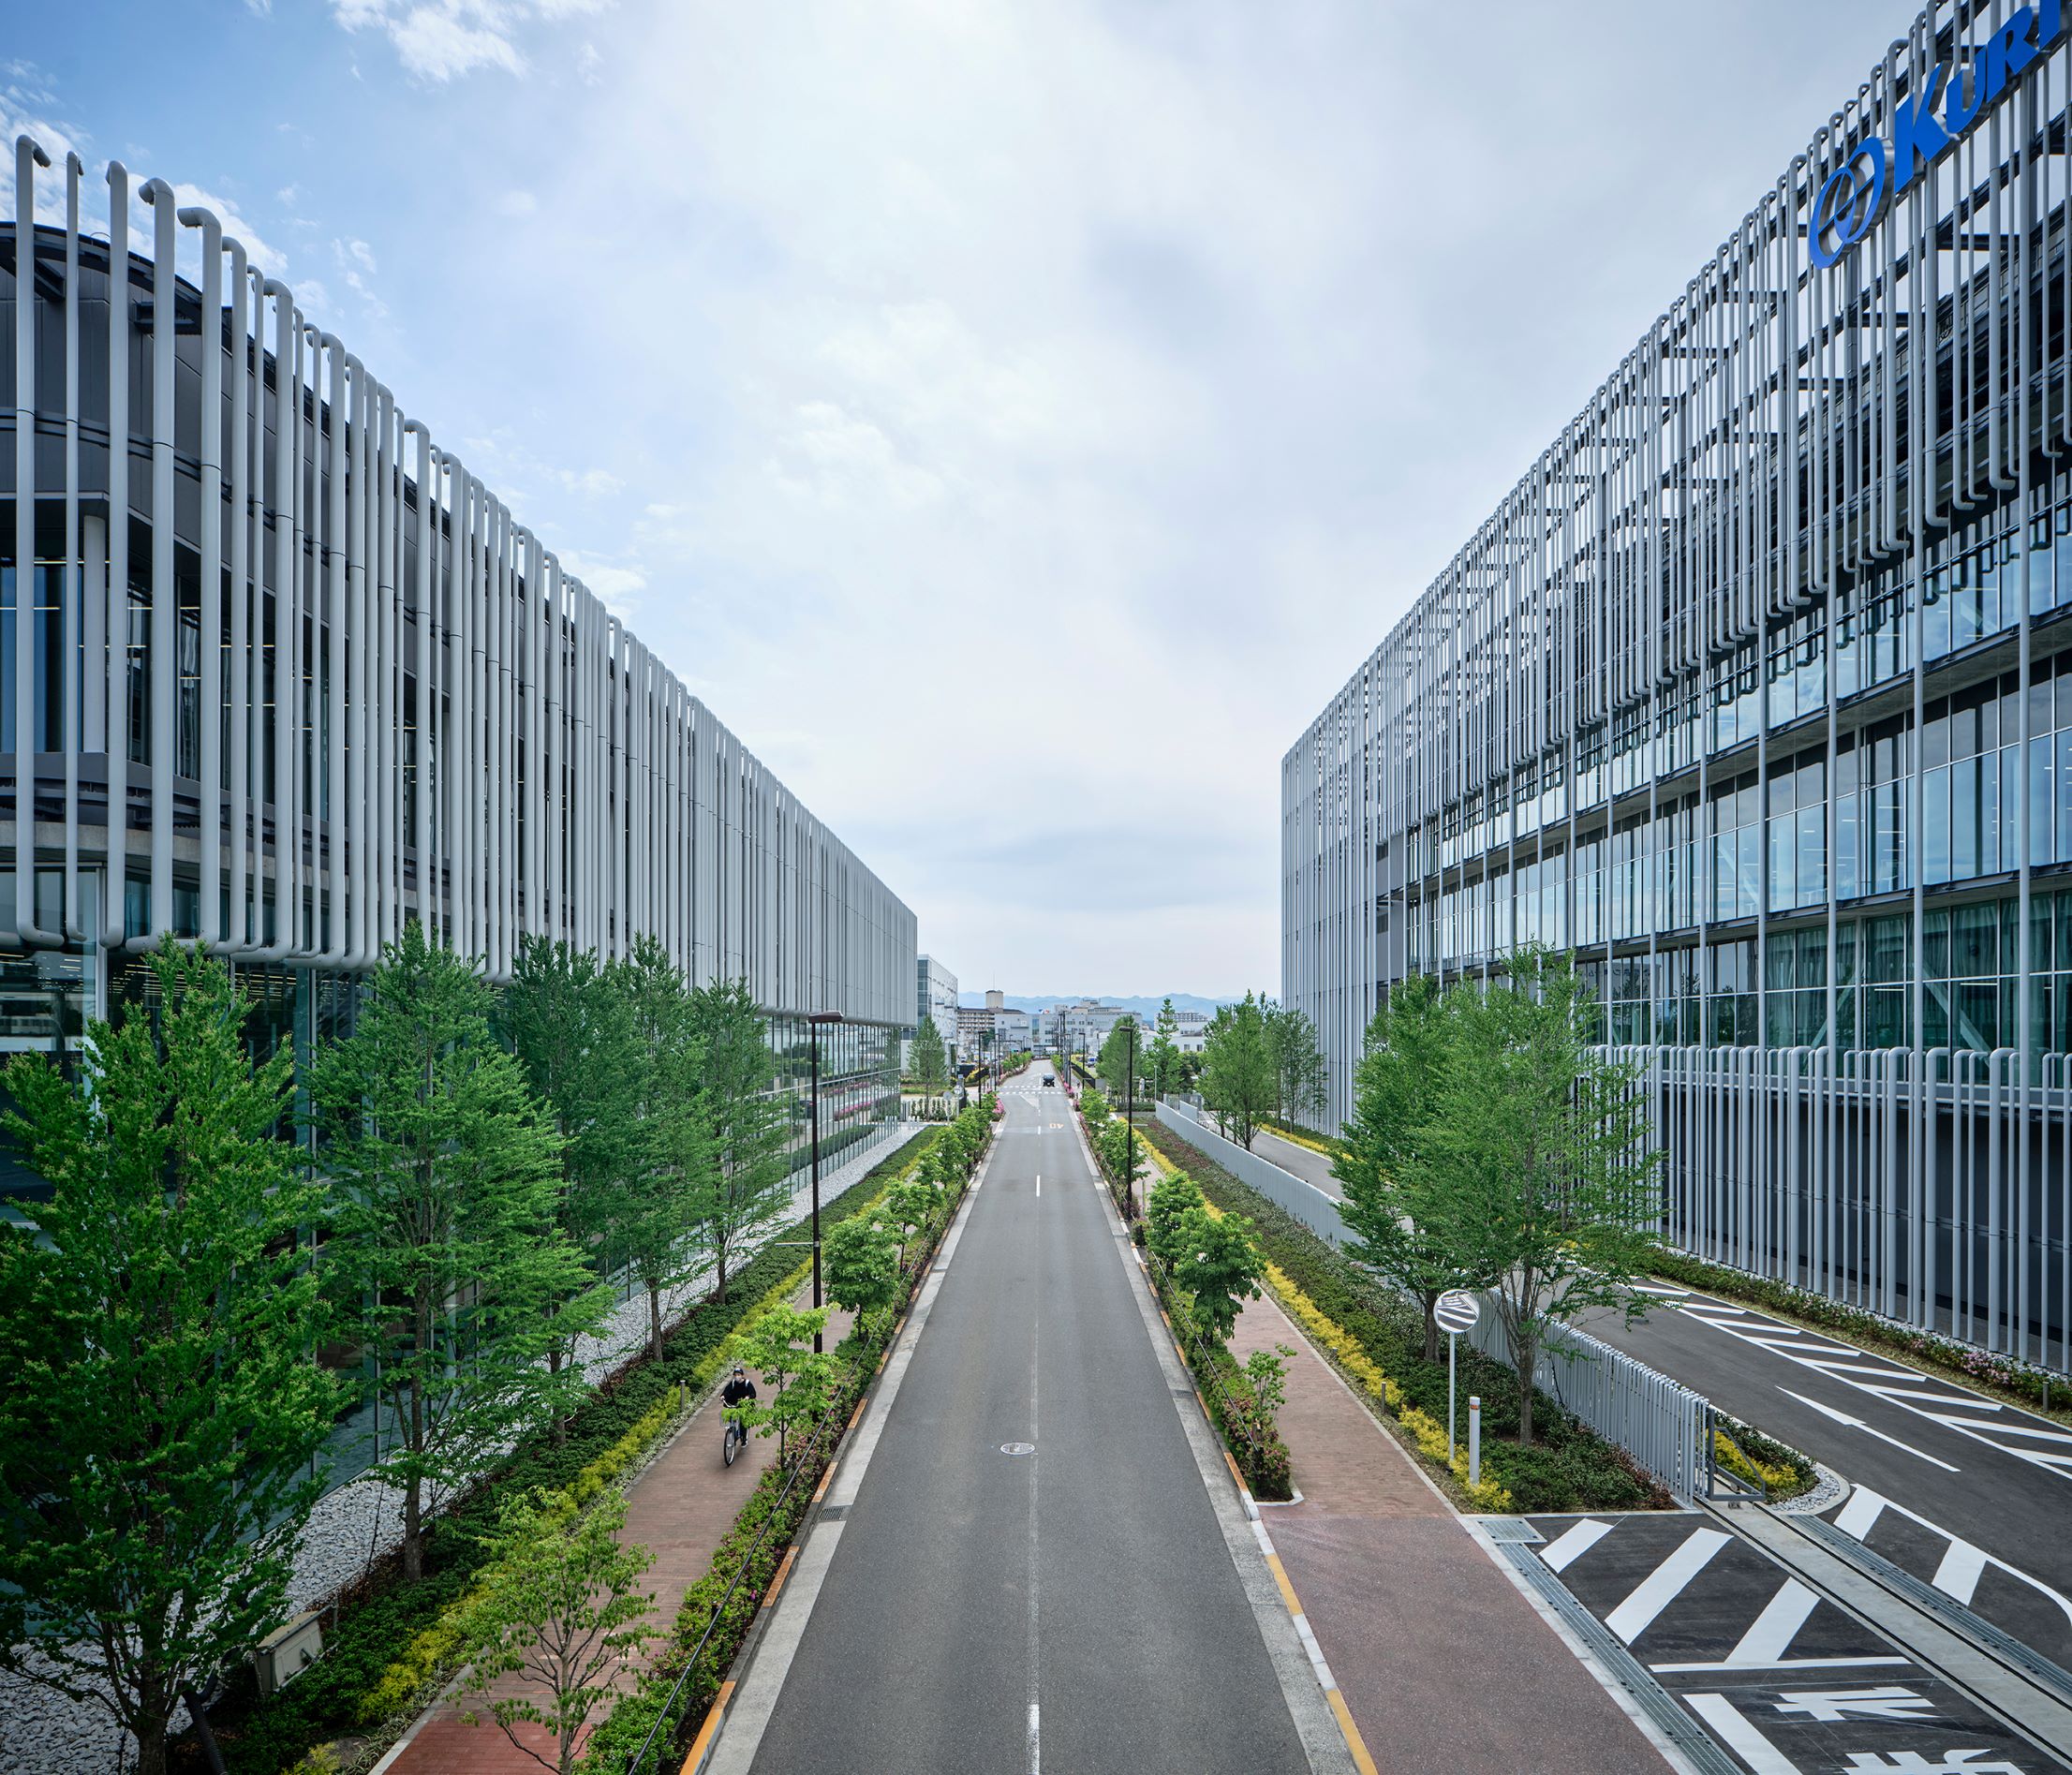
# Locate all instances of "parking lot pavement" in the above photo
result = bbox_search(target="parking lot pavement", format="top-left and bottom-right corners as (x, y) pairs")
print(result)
(1524, 1510), (2065, 1773)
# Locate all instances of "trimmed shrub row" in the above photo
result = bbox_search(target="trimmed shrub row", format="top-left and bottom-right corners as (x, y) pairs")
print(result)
(1077, 1098), (1293, 1499)
(194, 1130), (942, 1775)
(1650, 1245), (2072, 1415)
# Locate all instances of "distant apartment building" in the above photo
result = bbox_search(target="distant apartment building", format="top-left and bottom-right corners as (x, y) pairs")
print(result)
(913, 954), (958, 1064)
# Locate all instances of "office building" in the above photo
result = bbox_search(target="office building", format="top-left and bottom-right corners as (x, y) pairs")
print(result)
(914, 954), (958, 1059)
(1283, 3), (2072, 1363)
(0, 144), (915, 1190)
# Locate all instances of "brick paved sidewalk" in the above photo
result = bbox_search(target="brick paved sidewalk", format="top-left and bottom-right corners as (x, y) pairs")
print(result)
(382, 1291), (858, 1775)
(1230, 1290), (1672, 1774)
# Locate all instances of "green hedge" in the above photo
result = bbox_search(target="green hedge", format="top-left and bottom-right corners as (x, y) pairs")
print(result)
(198, 1128), (941, 1775)
(1650, 1245), (2071, 1412)
(1138, 1119), (1665, 1514)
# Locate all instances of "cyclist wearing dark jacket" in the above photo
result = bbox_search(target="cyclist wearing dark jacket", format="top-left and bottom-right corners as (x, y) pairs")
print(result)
(721, 1366), (758, 1415)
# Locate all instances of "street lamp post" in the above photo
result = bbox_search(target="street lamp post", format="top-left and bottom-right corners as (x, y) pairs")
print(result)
(807, 1011), (846, 1353)
(1123, 1018), (1139, 1222)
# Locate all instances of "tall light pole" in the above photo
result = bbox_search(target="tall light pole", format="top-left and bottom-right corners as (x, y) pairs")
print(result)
(807, 1011), (845, 1353)
(1123, 1017), (1139, 1222)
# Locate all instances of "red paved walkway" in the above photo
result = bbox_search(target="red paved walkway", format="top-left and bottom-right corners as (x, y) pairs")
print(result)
(1231, 1290), (1670, 1774)
(385, 1291), (857, 1774)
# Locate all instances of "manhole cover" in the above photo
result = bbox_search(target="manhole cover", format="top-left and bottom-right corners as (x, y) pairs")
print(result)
(1000, 1442), (1036, 1457)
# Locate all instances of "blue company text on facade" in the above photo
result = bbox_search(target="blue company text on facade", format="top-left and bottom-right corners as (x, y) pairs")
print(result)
(1284, 1), (2072, 1366)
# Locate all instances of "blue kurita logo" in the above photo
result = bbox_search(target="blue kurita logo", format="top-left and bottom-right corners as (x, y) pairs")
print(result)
(1812, 0), (2065, 268)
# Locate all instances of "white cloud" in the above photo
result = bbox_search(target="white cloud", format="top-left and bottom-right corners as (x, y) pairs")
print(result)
(556, 549), (645, 613)
(326, 0), (614, 82)
(77, 0), (1904, 995)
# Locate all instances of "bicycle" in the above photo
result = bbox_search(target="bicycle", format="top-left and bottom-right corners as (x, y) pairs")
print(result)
(722, 1412), (749, 1467)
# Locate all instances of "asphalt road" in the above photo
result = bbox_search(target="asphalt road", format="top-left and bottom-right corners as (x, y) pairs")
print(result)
(741, 1065), (1314, 1775)
(1580, 1285), (2072, 1675)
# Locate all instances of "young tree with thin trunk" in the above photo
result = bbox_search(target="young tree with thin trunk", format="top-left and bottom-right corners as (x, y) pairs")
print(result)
(1097, 1015), (1138, 1102)
(0, 940), (337, 1775)
(1417, 951), (1664, 1443)
(457, 1488), (656, 1775)
(733, 1304), (833, 1464)
(1262, 998), (1330, 1131)
(909, 1015), (949, 1111)
(821, 1213), (900, 1341)
(1169, 1205), (1265, 1343)
(687, 976), (793, 1309)
(315, 923), (610, 1583)
(1147, 998), (1182, 1100)
(1334, 973), (1463, 1362)
(502, 936), (641, 1434)
(611, 937), (709, 1358)
(1199, 992), (1276, 1149)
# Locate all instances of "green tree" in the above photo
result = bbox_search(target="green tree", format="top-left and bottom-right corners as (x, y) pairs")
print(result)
(822, 1214), (901, 1339)
(1262, 998), (1329, 1130)
(611, 937), (709, 1359)
(908, 1015), (949, 1108)
(503, 937), (641, 1429)
(1334, 974), (1462, 1362)
(1094, 1116), (1144, 1205)
(314, 923), (610, 1583)
(0, 940), (337, 1775)
(1200, 992), (1276, 1149)
(686, 977), (793, 1309)
(1146, 998), (1182, 1100)
(733, 1304), (834, 1464)
(1097, 1015), (1140, 1102)
(1169, 1205), (1264, 1343)
(456, 1488), (657, 1775)
(880, 1175), (940, 1269)
(1417, 951), (1665, 1443)
(1145, 1171), (1205, 1271)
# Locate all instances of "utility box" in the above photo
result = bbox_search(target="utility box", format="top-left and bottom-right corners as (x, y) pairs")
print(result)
(254, 1611), (324, 1696)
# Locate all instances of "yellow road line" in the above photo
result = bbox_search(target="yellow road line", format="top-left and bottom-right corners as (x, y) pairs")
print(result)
(678, 1678), (735, 1775)
(1326, 1689), (1381, 1775)
(761, 1546), (799, 1610)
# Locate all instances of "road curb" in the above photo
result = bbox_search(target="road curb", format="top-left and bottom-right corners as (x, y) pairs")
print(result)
(700, 1125), (1000, 1774)
(1073, 1104), (1357, 1775)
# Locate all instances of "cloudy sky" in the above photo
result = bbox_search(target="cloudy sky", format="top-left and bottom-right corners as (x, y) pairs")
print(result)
(7, 0), (1901, 998)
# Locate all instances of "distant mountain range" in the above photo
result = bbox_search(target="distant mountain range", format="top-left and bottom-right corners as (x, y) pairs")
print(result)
(958, 992), (1236, 1020)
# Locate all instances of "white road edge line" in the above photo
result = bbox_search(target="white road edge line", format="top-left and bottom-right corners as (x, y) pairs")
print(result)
(705, 1131), (998, 1775)
(1071, 1104), (1356, 1775)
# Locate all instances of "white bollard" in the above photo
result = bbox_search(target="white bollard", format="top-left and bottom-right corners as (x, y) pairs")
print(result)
(1468, 1397), (1481, 1489)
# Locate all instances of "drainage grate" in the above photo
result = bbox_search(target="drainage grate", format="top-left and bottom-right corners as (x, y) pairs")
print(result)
(1501, 1546), (1743, 1775)
(1798, 1516), (2072, 1705)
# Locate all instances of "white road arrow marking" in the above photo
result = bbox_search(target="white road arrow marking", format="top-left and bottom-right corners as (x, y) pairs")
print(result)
(1778, 1388), (1961, 1471)
(1672, 1296), (2071, 1484)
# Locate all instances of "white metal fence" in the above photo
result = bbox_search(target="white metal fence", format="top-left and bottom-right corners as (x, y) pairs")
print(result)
(1154, 1101), (1348, 1246)
(1459, 1302), (1711, 1500)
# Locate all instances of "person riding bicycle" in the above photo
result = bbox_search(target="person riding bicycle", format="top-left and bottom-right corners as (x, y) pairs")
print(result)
(720, 1364), (757, 1434)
